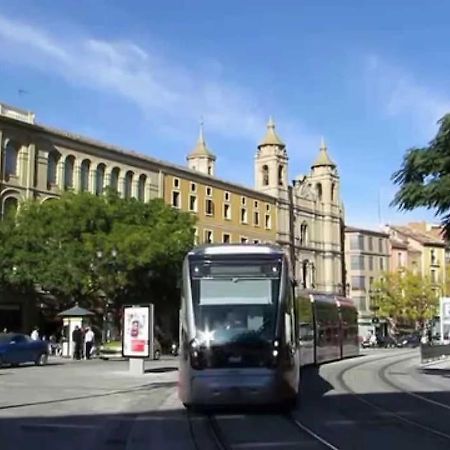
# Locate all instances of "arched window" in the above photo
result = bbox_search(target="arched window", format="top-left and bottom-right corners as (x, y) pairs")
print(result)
(110, 167), (120, 192)
(310, 263), (316, 288)
(64, 155), (75, 190)
(331, 183), (336, 202)
(278, 165), (283, 186)
(80, 159), (90, 192)
(96, 164), (106, 195)
(47, 151), (60, 188)
(124, 171), (133, 199)
(300, 222), (308, 246)
(302, 260), (309, 289)
(4, 141), (19, 178)
(2, 197), (18, 220)
(262, 165), (269, 186)
(138, 174), (146, 201)
(207, 165), (212, 175)
(316, 182), (322, 201)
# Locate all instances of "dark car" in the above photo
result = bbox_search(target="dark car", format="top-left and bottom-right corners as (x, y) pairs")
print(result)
(400, 333), (421, 348)
(0, 333), (49, 367)
(377, 335), (402, 348)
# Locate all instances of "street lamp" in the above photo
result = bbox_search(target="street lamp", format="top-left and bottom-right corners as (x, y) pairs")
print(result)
(93, 248), (119, 342)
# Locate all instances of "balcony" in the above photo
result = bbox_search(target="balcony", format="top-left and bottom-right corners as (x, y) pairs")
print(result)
(0, 103), (35, 124)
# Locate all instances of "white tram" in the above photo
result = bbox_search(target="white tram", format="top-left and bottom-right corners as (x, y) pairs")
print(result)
(178, 244), (299, 409)
(178, 244), (359, 409)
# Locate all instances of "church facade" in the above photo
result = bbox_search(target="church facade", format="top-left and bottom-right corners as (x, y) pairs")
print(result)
(0, 102), (346, 306)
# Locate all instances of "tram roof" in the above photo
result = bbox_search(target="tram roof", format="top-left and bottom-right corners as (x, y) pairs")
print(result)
(188, 243), (284, 256)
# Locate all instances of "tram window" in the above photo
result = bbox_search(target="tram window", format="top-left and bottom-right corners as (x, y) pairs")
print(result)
(199, 279), (272, 305)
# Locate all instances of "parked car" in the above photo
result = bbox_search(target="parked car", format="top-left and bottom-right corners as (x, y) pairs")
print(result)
(400, 333), (421, 348)
(377, 335), (402, 348)
(0, 333), (49, 367)
(99, 339), (162, 360)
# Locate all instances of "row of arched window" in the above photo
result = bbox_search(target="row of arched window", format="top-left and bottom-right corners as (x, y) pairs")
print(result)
(46, 151), (148, 200)
(1, 141), (149, 201)
(47, 151), (147, 200)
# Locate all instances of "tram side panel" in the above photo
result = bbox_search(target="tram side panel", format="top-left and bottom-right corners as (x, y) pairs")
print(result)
(337, 299), (359, 359)
(313, 296), (341, 364)
(295, 293), (315, 367)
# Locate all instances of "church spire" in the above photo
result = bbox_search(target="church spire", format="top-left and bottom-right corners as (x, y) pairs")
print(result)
(188, 121), (216, 160)
(258, 116), (285, 148)
(312, 137), (335, 169)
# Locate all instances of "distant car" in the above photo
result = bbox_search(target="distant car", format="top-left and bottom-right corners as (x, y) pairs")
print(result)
(99, 339), (162, 360)
(377, 335), (402, 348)
(0, 333), (49, 367)
(400, 333), (421, 348)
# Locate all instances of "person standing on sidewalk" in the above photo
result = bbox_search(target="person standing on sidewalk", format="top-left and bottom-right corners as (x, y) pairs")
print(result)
(31, 327), (39, 341)
(72, 326), (83, 360)
(84, 327), (95, 359)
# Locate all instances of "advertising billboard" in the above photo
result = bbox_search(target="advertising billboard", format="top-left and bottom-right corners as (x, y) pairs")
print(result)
(439, 297), (450, 343)
(122, 304), (154, 358)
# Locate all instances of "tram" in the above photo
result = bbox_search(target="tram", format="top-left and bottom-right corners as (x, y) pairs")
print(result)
(296, 291), (359, 366)
(178, 244), (299, 409)
(178, 244), (359, 409)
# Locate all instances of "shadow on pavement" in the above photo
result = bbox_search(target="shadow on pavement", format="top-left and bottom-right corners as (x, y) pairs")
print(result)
(419, 367), (450, 378)
(145, 367), (178, 374)
(2, 356), (450, 450)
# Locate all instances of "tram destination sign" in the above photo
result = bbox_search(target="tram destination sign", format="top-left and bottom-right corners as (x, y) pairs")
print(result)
(122, 304), (154, 358)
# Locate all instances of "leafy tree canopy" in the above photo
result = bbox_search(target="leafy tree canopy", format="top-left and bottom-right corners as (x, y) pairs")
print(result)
(372, 270), (439, 330)
(0, 190), (196, 315)
(391, 114), (450, 239)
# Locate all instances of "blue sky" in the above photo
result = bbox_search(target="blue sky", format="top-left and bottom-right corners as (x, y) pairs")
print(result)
(0, 0), (449, 228)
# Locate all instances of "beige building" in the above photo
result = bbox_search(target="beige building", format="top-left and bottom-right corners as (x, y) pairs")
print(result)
(345, 226), (390, 336)
(0, 102), (346, 330)
(386, 224), (447, 293)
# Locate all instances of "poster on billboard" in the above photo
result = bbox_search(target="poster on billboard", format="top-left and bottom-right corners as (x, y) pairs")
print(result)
(440, 297), (450, 343)
(122, 304), (154, 358)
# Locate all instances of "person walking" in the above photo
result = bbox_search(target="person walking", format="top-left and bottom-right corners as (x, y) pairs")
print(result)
(30, 327), (39, 341)
(84, 327), (95, 360)
(72, 326), (83, 360)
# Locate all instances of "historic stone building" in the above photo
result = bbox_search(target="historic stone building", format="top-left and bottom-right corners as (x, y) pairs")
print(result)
(0, 101), (346, 330)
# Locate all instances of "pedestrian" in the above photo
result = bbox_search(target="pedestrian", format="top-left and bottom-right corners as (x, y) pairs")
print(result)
(31, 327), (39, 341)
(72, 325), (83, 360)
(84, 327), (95, 360)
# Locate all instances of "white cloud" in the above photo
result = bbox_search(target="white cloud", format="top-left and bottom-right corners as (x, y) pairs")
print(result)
(365, 54), (450, 139)
(0, 12), (321, 168)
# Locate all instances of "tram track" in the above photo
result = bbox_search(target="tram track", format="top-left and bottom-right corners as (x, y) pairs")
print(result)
(335, 350), (450, 443)
(188, 409), (341, 449)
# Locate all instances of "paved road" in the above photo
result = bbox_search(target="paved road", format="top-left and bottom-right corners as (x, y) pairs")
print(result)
(1, 350), (450, 449)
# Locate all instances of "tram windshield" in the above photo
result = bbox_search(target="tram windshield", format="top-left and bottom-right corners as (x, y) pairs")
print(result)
(189, 259), (281, 346)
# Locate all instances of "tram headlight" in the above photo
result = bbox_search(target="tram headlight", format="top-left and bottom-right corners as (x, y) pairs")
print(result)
(268, 339), (281, 368)
(189, 338), (203, 370)
(198, 329), (215, 347)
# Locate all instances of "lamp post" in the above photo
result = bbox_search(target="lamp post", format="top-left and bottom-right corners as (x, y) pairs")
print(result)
(369, 288), (381, 334)
(94, 248), (119, 343)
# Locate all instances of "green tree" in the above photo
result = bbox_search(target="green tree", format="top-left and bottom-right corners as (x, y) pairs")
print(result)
(0, 191), (196, 319)
(372, 270), (438, 331)
(391, 114), (450, 239)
